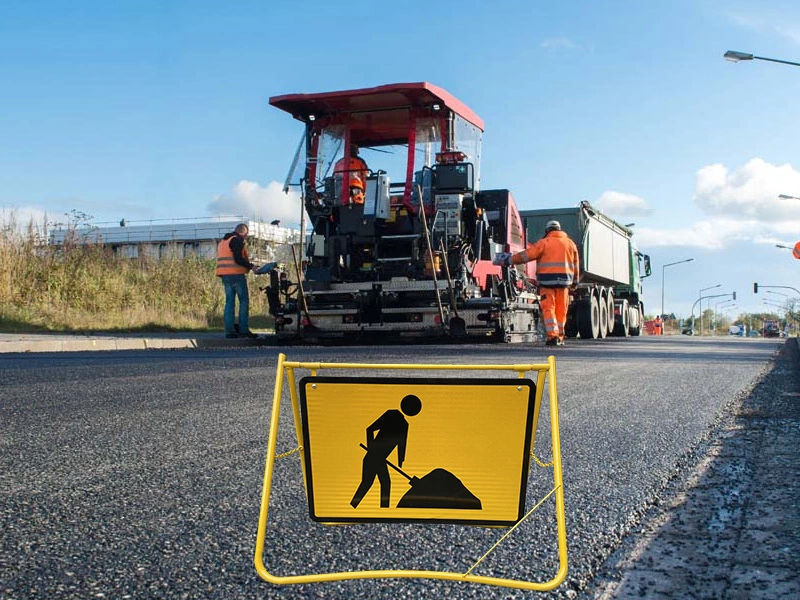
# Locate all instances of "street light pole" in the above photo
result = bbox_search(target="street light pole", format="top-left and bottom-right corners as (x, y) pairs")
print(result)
(766, 290), (789, 300)
(661, 258), (694, 335)
(724, 50), (800, 68)
(755, 284), (800, 296)
(690, 292), (732, 335)
(698, 284), (721, 336)
(714, 299), (735, 334)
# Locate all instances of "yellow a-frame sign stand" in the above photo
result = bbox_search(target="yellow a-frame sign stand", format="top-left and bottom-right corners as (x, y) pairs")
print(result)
(254, 354), (568, 591)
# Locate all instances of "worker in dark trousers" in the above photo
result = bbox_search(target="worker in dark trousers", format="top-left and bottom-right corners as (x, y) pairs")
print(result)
(351, 394), (422, 508)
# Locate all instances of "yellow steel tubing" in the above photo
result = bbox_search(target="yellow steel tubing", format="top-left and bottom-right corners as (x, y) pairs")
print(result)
(280, 361), (550, 373)
(530, 368), (548, 451)
(547, 354), (569, 583)
(254, 354), (569, 591)
(255, 567), (565, 591)
(254, 353), (286, 581)
(285, 367), (309, 492)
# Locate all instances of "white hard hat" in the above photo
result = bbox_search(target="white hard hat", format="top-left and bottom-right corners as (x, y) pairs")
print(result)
(545, 220), (561, 231)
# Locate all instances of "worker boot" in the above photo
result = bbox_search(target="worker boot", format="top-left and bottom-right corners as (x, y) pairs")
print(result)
(544, 337), (558, 347)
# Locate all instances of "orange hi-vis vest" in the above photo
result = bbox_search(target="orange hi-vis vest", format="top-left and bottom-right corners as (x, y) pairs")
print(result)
(216, 237), (249, 276)
(512, 230), (580, 288)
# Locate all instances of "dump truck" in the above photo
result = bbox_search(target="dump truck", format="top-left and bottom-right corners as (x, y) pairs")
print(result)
(266, 82), (541, 343)
(522, 202), (652, 338)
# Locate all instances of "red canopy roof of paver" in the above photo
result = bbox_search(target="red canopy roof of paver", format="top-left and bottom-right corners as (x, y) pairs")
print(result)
(269, 82), (484, 145)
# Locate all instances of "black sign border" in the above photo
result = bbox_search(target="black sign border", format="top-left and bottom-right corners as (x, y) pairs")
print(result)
(298, 376), (538, 527)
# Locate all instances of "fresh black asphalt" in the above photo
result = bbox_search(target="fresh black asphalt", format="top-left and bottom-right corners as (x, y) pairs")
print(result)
(0, 337), (789, 599)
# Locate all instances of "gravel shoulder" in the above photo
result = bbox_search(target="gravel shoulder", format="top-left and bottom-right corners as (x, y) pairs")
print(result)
(581, 338), (800, 599)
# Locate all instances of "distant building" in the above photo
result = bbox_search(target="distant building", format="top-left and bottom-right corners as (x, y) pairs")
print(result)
(48, 216), (301, 262)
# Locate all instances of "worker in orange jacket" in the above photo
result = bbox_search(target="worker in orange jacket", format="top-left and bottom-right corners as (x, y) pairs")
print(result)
(494, 220), (580, 346)
(654, 315), (663, 336)
(334, 143), (369, 205)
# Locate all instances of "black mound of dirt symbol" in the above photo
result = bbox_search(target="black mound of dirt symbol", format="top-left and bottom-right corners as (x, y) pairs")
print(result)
(396, 468), (482, 509)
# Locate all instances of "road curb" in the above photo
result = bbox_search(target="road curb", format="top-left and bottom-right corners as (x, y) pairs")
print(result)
(0, 334), (276, 353)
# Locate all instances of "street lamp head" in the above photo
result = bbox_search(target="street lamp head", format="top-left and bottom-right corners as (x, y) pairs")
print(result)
(723, 51), (800, 68)
(724, 50), (754, 63)
(663, 257), (695, 269)
(779, 194), (800, 200)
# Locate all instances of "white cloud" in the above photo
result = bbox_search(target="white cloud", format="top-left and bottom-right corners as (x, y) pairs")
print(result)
(727, 11), (800, 46)
(636, 218), (760, 249)
(540, 37), (580, 51)
(636, 157), (800, 248)
(208, 180), (302, 226)
(1, 205), (52, 236)
(636, 216), (800, 250)
(595, 191), (653, 218)
(776, 25), (800, 46)
(694, 158), (800, 221)
(727, 12), (766, 30)
(635, 156), (800, 250)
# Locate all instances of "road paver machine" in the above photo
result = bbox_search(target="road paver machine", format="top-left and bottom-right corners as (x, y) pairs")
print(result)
(268, 82), (540, 342)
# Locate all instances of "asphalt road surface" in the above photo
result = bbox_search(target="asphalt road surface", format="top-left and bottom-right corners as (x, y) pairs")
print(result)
(0, 336), (782, 599)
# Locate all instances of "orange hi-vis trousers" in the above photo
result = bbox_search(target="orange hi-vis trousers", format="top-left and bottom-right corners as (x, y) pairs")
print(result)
(540, 287), (570, 341)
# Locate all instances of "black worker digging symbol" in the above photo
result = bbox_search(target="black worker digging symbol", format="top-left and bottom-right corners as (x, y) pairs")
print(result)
(350, 394), (482, 511)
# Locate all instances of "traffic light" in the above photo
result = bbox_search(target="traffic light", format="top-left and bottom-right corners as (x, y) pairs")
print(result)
(733, 291), (737, 301)
(753, 283), (758, 294)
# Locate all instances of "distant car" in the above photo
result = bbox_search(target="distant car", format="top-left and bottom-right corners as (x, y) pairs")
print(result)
(729, 325), (741, 336)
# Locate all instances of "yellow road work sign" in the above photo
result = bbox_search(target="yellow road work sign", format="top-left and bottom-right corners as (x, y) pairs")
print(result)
(299, 376), (537, 526)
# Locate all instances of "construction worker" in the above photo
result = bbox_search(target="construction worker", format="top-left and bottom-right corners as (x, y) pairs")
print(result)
(494, 220), (580, 346)
(654, 314), (663, 336)
(334, 143), (369, 205)
(351, 394), (422, 509)
(216, 223), (259, 339)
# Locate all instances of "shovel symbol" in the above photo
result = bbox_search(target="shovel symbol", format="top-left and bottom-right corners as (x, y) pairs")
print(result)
(358, 443), (482, 510)
(359, 443), (420, 485)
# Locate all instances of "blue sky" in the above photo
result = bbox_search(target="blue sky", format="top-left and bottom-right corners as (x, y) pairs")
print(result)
(2, 0), (800, 319)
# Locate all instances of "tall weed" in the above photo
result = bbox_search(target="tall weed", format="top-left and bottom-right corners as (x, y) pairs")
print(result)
(0, 213), (273, 332)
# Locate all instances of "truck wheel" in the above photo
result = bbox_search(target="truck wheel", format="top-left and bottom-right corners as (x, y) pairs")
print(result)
(565, 304), (578, 338)
(606, 290), (615, 335)
(629, 305), (643, 336)
(598, 291), (608, 339)
(577, 295), (600, 339)
(613, 299), (629, 336)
